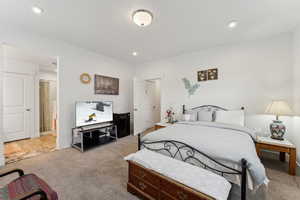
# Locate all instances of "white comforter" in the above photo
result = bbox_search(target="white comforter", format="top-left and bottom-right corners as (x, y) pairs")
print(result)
(142, 121), (268, 189)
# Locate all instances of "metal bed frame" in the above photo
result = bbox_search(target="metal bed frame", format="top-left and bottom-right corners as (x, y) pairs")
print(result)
(138, 105), (248, 200)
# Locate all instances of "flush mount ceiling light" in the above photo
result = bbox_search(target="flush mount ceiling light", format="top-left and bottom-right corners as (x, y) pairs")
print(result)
(132, 9), (153, 27)
(32, 6), (44, 15)
(132, 52), (138, 56)
(227, 20), (238, 29)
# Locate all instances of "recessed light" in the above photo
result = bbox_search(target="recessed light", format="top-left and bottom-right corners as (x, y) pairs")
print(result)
(228, 20), (238, 29)
(32, 6), (44, 15)
(132, 10), (153, 27)
(132, 52), (138, 56)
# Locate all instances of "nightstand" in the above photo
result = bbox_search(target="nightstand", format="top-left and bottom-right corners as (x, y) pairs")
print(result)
(256, 136), (296, 175)
(154, 122), (174, 130)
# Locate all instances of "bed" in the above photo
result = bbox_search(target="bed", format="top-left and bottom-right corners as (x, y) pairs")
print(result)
(137, 105), (268, 200)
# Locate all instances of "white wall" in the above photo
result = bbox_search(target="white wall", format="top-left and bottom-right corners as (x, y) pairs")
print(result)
(292, 27), (300, 161)
(135, 33), (294, 137)
(0, 26), (134, 151)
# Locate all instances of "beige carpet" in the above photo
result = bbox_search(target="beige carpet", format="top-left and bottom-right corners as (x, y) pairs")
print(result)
(0, 135), (299, 200)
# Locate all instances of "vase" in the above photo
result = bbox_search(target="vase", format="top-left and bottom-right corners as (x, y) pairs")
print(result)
(167, 116), (173, 123)
(270, 120), (286, 140)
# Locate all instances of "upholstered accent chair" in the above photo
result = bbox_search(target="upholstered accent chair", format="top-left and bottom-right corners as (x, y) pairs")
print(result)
(0, 169), (58, 200)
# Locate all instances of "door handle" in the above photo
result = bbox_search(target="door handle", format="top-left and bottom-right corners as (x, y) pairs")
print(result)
(26, 109), (31, 111)
(134, 108), (138, 111)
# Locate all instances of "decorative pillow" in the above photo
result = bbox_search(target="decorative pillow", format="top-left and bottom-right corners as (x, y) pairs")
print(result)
(215, 110), (245, 126)
(197, 110), (214, 122)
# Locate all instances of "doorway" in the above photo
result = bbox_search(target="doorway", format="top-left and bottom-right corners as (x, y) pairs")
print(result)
(133, 78), (161, 135)
(40, 79), (57, 135)
(2, 45), (58, 164)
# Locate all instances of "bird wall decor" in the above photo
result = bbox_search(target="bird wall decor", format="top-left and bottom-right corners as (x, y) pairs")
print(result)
(182, 78), (200, 97)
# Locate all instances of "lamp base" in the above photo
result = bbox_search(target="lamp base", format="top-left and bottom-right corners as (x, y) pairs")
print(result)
(270, 120), (286, 141)
(270, 135), (284, 141)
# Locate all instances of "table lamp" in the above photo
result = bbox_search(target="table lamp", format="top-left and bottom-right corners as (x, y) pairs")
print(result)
(265, 100), (293, 140)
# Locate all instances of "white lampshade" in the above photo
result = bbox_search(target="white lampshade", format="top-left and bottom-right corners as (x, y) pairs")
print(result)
(265, 100), (293, 116)
(132, 10), (153, 27)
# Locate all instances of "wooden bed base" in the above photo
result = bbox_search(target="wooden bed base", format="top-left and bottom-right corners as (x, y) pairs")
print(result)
(127, 161), (215, 200)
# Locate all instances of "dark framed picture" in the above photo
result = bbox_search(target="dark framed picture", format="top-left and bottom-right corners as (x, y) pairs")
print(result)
(207, 68), (218, 80)
(94, 74), (119, 95)
(197, 70), (207, 82)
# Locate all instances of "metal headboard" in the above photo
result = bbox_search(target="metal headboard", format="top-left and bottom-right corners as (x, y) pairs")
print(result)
(183, 104), (245, 114)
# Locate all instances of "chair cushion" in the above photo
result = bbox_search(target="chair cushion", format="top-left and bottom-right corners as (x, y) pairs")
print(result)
(1, 174), (58, 200)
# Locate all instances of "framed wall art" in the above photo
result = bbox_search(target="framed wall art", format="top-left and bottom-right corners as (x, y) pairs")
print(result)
(207, 68), (218, 80)
(197, 68), (218, 82)
(197, 70), (207, 82)
(94, 74), (119, 95)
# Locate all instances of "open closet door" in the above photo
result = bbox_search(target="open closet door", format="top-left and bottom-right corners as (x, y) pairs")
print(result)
(133, 78), (148, 135)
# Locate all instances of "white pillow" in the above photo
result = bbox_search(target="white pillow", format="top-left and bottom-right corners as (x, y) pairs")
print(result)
(215, 110), (245, 126)
(197, 110), (214, 122)
(184, 111), (197, 121)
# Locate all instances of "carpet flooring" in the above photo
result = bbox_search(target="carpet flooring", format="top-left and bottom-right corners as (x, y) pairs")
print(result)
(0, 135), (299, 200)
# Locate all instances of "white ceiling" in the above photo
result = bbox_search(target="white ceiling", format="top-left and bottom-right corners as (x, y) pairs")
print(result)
(1, 0), (300, 64)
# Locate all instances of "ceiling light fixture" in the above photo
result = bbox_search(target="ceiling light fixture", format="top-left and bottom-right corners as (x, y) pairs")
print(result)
(132, 52), (138, 56)
(32, 6), (44, 15)
(132, 9), (153, 27)
(228, 20), (238, 29)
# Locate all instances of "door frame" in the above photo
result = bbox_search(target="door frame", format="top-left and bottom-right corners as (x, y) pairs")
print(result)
(145, 78), (162, 126)
(133, 76), (162, 135)
(0, 44), (60, 166)
(0, 45), (4, 165)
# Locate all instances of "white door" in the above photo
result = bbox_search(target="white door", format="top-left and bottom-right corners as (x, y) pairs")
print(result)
(133, 78), (149, 135)
(145, 81), (159, 127)
(3, 73), (34, 142)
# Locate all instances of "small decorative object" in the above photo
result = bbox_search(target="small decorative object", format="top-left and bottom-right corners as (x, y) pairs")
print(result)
(197, 70), (207, 82)
(80, 73), (91, 84)
(165, 107), (175, 123)
(265, 100), (293, 140)
(95, 74), (119, 95)
(182, 78), (200, 97)
(207, 68), (218, 80)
